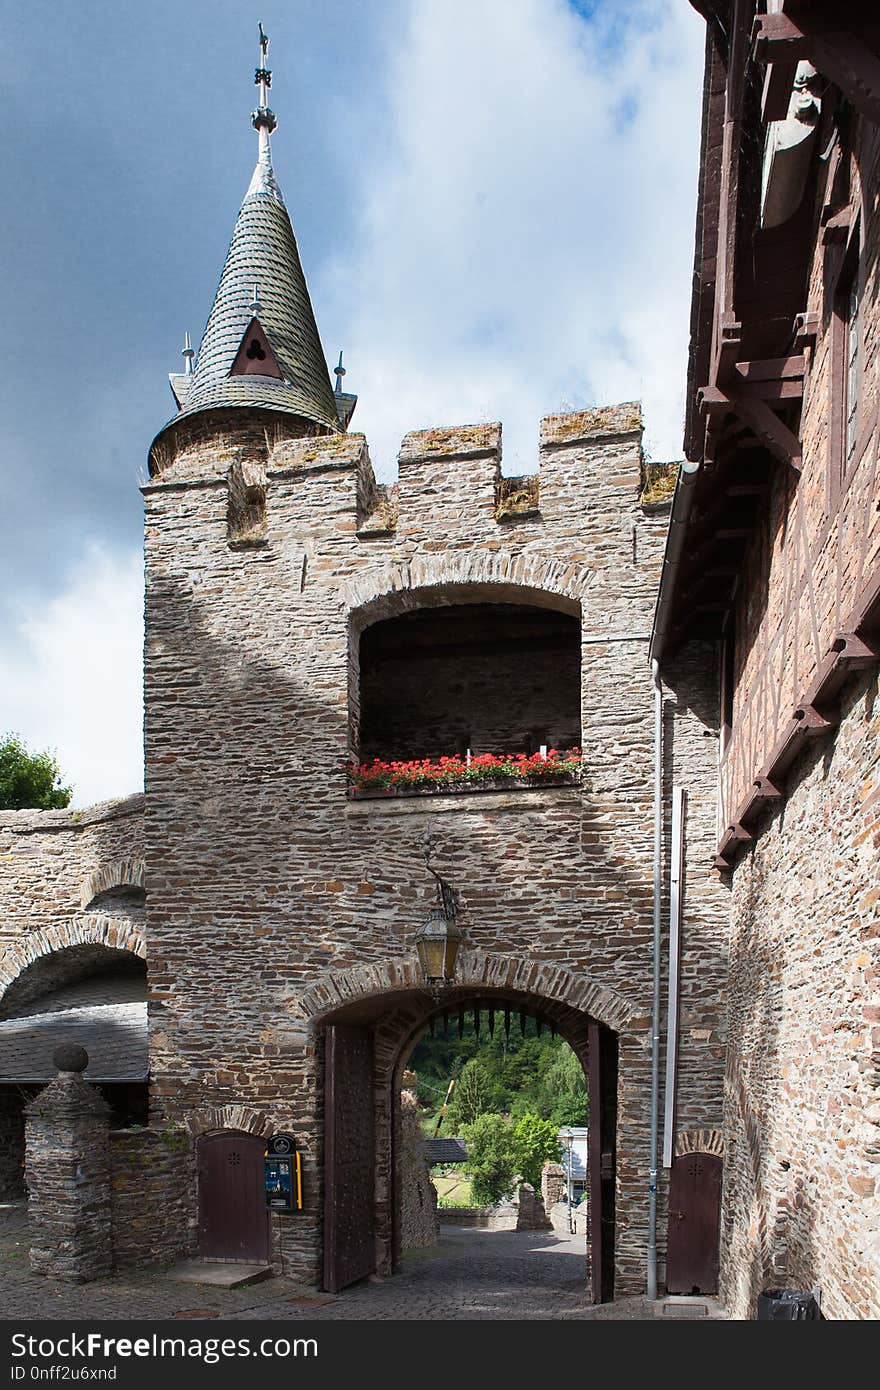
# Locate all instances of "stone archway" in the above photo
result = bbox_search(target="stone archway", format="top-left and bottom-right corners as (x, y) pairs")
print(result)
(306, 955), (643, 1301)
(297, 950), (637, 1037)
(0, 917), (146, 1019)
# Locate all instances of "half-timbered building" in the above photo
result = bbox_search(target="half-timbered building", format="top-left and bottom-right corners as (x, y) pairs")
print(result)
(653, 0), (880, 1318)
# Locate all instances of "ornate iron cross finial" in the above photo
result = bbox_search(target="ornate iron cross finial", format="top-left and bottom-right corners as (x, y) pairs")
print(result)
(252, 23), (277, 135)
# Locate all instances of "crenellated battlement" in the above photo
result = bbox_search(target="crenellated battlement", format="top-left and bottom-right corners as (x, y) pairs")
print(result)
(143, 400), (653, 545)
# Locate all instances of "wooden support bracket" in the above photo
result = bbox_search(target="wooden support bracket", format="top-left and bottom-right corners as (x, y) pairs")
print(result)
(752, 13), (810, 64)
(699, 387), (802, 472)
(714, 620), (880, 871)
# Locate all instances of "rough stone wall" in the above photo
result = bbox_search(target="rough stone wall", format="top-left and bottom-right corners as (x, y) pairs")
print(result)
(721, 668), (880, 1320)
(142, 403), (728, 1293)
(397, 1087), (438, 1250)
(109, 1127), (195, 1270)
(542, 1161), (565, 1209)
(25, 1071), (113, 1282)
(661, 642), (729, 1145)
(515, 1183), (551, 1231)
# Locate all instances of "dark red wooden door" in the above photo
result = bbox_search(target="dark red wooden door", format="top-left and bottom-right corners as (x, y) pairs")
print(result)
(197, 1132), (269, 1262)
(323, 1023), (375, 1293)
(666, 1152), (723, 1294)
(587, 1020), (618, 1303)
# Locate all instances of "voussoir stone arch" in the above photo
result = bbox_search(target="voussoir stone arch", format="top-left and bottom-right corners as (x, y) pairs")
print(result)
(186, 1104), (276, 1140)
(80, 857), (145, 911)
(342, 553), (590, 631)
(675, 1128), (725, 1157)
(296, 949), (640, 1036)
(0, 914), (146, 1002)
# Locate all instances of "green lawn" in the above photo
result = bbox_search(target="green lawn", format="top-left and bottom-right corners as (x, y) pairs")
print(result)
(432, 1172), (474, 1206)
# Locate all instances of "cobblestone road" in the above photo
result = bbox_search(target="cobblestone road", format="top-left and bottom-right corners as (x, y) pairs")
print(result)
(0, 1204), (722, 1321)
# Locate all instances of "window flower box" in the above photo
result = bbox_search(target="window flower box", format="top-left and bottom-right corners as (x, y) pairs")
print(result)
(347, 750), (582, 798)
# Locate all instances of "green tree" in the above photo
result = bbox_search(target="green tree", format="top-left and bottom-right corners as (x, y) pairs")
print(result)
(446, 1057), (491, 1129)
(0, 733), (72, 810)
(461, 1113), (519, 1205)
(514, 1113), (562, 1187)
(543, 1044), (588, 1126)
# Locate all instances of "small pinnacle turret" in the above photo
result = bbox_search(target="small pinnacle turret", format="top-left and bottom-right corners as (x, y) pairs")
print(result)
(150, 24), (342, 469)
(333, 349), (358, 429)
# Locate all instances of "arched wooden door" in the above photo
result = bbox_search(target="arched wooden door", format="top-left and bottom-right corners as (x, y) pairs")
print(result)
(665, 1151), (722, 1294)
(197, 1131), (270, 1262)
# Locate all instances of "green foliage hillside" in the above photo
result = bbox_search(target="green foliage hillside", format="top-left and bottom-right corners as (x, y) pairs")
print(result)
(410, 1013), (587, 1134)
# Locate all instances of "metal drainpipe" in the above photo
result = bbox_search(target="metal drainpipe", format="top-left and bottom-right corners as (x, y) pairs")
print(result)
(645, 456), (701, 1297)
(647, 657), (663, 1300)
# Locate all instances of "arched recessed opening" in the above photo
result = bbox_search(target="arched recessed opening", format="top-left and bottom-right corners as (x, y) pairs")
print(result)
(357, 601), (581, 766)
(83, 884), (146, 919)
(0, 945), (148, 1198)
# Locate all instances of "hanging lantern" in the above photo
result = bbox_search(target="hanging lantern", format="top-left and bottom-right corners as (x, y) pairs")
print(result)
(415, 831), (463, 989)
(414, 905), (463, 986)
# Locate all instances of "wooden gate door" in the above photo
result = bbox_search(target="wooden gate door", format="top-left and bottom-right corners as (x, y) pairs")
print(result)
(665, 1151), (723, 1294)
(323, 1023), (375, 1293)
(587, 1020), (618, 1303)
(197, 1132), (269, 1262)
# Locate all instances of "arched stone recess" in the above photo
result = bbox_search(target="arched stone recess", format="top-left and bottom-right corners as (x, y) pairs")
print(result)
(0, 915), (146, 1005)
(342, 553), (589, 634)
(296, 949), (640, 1037)
(675, 1129), (725, 1157)
(80, 858), (145, 911)
(186, 1104), (276, 1140)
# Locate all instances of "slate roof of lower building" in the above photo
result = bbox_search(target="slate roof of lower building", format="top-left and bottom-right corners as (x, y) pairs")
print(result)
(0, 1001), (148, 1083)
(424, 1137), (469, 1164)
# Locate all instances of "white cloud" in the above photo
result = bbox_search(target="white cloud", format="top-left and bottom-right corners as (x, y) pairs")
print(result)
(319, 0), (706, 475)
(0, 547), (144, 808)
(0, 4), (707, 808)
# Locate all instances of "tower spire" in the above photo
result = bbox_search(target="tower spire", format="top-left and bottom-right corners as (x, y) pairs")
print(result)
(247, 23), (283, 203)
(150, 19), (341, 466)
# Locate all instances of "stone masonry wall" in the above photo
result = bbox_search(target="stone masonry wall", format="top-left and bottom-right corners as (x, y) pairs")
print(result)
(109, 1127), (195, 1270)
(722, 667), (880, 1320)
(142, 402), (730, 1294)
(397, 1085), (438, 1250)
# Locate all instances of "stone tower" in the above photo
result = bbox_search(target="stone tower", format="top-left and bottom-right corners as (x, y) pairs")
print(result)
(141, 32), (728, 1296)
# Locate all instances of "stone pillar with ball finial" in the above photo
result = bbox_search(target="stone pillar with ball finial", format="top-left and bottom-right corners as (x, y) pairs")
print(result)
(25, 1045), (113, 1282)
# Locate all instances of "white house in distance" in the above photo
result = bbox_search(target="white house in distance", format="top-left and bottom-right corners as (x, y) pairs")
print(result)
(558, 1126), (588, 1200)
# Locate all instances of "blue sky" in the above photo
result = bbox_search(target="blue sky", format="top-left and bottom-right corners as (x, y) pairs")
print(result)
(0, 0), (706, 804)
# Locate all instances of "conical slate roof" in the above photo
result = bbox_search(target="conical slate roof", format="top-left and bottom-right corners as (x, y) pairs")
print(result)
(151, 66), (341, 458)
